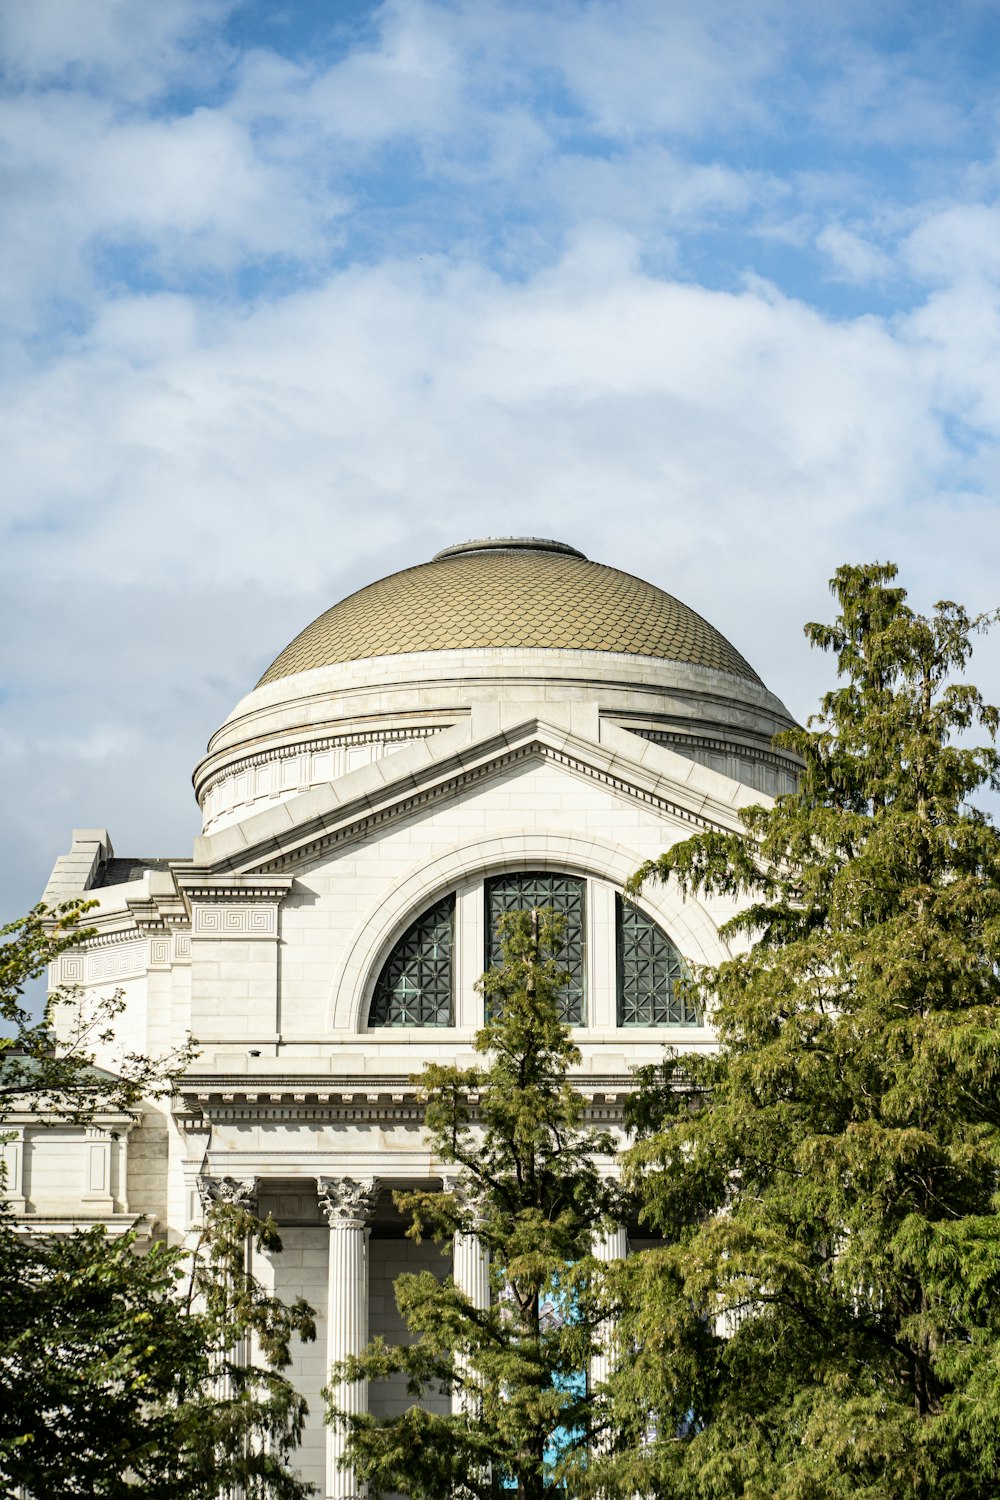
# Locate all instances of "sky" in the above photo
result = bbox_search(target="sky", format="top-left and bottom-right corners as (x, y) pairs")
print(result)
(4, 0), (1000, 925)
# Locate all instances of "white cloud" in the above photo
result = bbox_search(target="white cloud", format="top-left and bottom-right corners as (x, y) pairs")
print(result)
(550, 0), (785, 139)
(816, 222), (893, 283)
(287, 0), (464, 144)
(545, 146), (776, 239)
(0, 0), (232, 98)
(9, 234), (1000, 919)
(5, 0), (1000, 931)
(0, 92), (347, 336)
(905, 203), (1000, 286)
(0, 235), (973, 666)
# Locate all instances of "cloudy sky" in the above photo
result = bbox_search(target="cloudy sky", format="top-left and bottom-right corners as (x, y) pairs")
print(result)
(4, 0), (1000, 923)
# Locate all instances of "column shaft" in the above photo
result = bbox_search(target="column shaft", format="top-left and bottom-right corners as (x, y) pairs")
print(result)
(319, 1177), (379, 1500)
(590, 1224), (628, 1394)
(326, 1221), (370, 1499)
(197, 1175), (259, 1500)
(452, 1230), (490, 1417)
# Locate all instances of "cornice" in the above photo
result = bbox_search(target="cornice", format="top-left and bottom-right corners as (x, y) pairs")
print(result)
(126, 894), (189, 933)
(172, 1073), (637, 1129)
(9, 1212), (154, 1239)
(200, 717), (744, 878)
(177, 876), (294, 904)
(6, 1107), (137, 1128)
(74, 920), (144, 949)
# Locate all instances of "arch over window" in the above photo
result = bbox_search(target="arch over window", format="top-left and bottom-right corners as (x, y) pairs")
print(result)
(369, 894), (455, 1027)
(617, 896), (696, 1026)
(485, 871), (586, 1025)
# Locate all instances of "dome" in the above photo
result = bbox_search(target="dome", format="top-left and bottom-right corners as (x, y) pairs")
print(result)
(196, 536), (798, 835)
(257, 538), (761, 687)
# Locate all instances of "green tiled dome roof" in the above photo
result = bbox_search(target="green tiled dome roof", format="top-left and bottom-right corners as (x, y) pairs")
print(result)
(257, 538), (761, 687)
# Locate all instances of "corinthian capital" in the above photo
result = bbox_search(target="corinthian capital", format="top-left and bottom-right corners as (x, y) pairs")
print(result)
(198, 1174), (259, 1212)
(317, 1175), (380, 1226)
(441, 1170), (488, 1225)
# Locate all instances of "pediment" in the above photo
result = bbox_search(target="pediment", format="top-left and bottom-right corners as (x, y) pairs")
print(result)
(186, 713), (758, 879)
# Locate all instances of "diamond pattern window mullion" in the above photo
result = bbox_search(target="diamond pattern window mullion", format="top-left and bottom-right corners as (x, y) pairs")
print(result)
(485, 871), (586, 1026)
(616, 895), (696, 1026)
(369, 894), (455, 1027)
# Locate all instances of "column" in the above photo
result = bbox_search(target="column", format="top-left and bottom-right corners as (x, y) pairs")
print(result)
(589, 1223), (628, 1396)
(446, 1175), (491, 1497)
(198, 1176), (260, 1500)
(451, 1226), (490, 1418)
(318, 1176), (380, 1500)
(112, 1126), (131, 1213)
(196, 1178), (260, 1358)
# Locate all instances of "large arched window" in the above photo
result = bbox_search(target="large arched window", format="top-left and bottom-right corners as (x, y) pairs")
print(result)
(365, 880), (698, 1030)
(485, 871), (586, 1025)
(616, 895), (696, 1026)
(369, 894), (455, 1027)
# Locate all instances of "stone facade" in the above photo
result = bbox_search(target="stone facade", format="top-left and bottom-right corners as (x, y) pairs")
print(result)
(22, 538), (798, 1497)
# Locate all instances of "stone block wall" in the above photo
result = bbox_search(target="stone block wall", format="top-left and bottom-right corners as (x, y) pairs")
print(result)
(369, 1234), (451, 1421)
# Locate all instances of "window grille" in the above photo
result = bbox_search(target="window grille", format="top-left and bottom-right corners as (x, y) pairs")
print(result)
(369, 894), (455, 1027)
(616, 896), (696, 1026)
(485, 871), (586, 1025)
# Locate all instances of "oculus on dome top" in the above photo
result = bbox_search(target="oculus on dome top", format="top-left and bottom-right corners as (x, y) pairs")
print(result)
(432, 537), (587, 561)
(257, 537), (761, 687)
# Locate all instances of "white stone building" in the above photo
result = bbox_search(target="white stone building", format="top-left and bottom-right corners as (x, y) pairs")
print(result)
(25, 537), (798, 1496)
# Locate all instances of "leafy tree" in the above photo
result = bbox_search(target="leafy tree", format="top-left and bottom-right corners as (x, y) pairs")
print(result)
(598, 563), (1000, 1499)
(0, 901), (190, 1116)
(0, 1203), (317, 1498)
(326, 908), (625, 1499)
(0, 903), (318, 1497)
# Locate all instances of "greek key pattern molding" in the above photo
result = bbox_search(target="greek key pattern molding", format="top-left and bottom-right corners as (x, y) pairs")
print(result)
(192, 905), (277, 938)
(86, 941), (148, 982)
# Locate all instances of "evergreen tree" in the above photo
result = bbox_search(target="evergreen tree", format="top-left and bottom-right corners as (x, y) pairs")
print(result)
(326, 909), (624, 1499)
(596, 563), (1000, 1499)
(0, 903), (317, 1497)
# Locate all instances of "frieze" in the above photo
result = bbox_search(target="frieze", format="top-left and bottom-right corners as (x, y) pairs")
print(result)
(149, 935), (171, 967)
(192, 905), (277, 937)
(51, 925), (155, 987)
(86, 940), (148, 982)
(200, 725), (445, 797)
(57, 954), (85, 984)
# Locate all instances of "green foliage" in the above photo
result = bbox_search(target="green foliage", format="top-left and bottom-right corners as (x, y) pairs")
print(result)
(0, 1206), (317, 1498)
(326, 908), (625, 1500)
(600, 563), (1000, 1499)
(0, 901), (195, 1116)
(0, 904), (317, 1497)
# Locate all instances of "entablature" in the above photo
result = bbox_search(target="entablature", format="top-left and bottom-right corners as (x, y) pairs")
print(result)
(172, 1072), (638, 1130)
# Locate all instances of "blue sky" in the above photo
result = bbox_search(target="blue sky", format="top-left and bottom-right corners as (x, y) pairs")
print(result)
(4, 0), (1000, 921)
